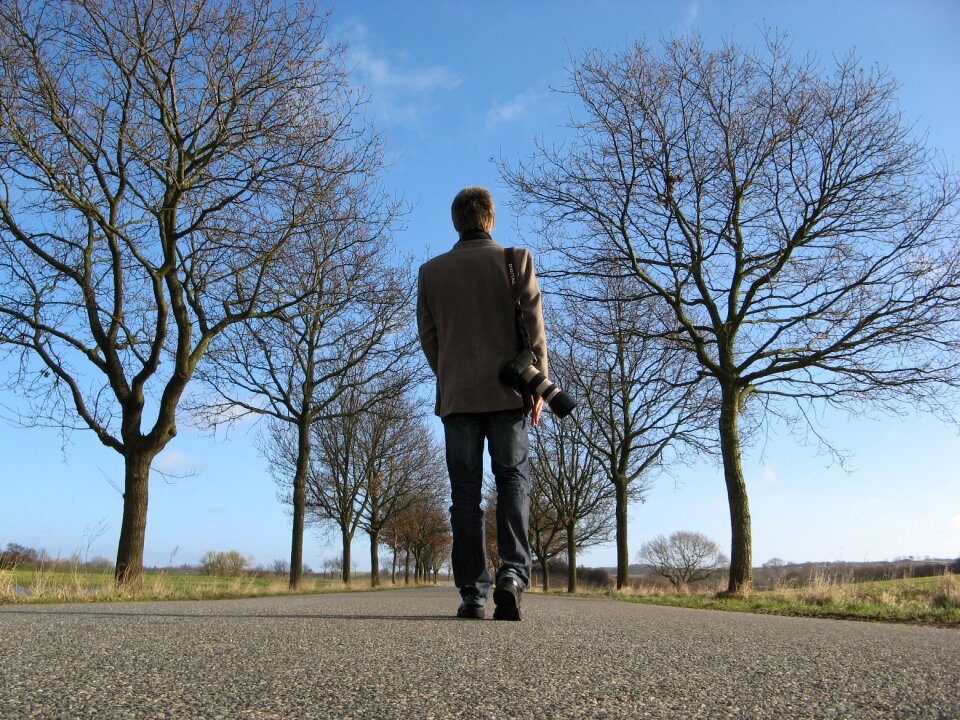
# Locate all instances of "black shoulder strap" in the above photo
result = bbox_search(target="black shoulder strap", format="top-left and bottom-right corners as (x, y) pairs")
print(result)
(503, 248), (534, 352)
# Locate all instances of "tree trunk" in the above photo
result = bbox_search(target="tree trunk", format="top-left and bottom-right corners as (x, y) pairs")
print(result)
(720, 388), (752, 594)
(288, 420), (310, 589)
(404, 551), (411, 584)
(114, 449), (153, 586)
(342, 529), (352, 584)
(369, 531), (380, 587)
(615, 479), (629, 589)
(567, 522), (578, 593)
(289, 470), (304, 589)
(541, 558), (550, 591)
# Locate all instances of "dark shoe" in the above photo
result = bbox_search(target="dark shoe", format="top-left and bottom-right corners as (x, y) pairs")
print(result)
(456, 602), (485, 620)
(493, 576), (522, 621)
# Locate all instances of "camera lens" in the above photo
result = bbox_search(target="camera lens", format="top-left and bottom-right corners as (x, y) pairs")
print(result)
(519, 366), (577, 418)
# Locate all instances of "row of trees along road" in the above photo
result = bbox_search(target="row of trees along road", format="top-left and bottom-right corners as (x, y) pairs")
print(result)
(551, 281), (713, 590)
(381, 480), (451, 585)
(502, 33), (960, 593)
(0, 0), (412, 587)
(289, 382), (447, 586)
(525, 286), (712, 593)
(528, 409), (614, 593)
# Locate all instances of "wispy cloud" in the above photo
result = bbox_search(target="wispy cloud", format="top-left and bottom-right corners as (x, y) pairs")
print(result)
(761, 464), (778, 485)
(485, 88), (550, 127)
(679, 1), (700, 32)
(154, 450), (199, 478)
(351, 46), (460, 94)
(341, 21), (461, 126)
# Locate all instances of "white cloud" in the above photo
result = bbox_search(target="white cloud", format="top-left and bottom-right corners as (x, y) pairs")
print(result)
(351, 46), (460, 94)
(154, 450), (195, 473)
(679, 1), (700, 31)
(486, 88), (550, 127)
(340, 21), (461, 126)
(761, 464), (778, 485)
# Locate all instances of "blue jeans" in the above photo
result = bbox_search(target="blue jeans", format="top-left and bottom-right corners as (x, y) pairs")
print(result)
(442, 408), (532, 604)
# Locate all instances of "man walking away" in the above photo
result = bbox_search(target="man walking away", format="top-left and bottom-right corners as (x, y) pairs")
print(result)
(416, 187), (550, 621)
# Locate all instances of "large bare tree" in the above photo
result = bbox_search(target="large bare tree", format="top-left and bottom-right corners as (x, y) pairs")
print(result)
(0, 0), (370, 584)
(501, 33), (960, 593)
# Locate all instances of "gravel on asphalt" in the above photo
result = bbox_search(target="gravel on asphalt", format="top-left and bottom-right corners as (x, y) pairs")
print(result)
(1, 587), (957, 719)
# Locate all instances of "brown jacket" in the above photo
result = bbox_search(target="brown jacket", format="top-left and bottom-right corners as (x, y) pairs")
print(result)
(417, 231), (549, 417)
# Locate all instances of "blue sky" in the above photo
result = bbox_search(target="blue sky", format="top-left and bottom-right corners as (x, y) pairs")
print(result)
(2, 1), (959, 571)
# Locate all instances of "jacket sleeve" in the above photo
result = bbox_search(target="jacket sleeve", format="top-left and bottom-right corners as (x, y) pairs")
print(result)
(519, 248), (549, 381)
(416, 265), (439, 374)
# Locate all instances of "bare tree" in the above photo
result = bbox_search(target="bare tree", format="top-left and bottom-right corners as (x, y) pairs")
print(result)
(382, 502), (416, 585)
(501, 33), (960, 592)
(530, 412), (615, 593)
(303, 382), (368, 584)
(0, 0), (373, 585)
(302, 374), (429, 585)
(381, 479), (450, 585)
(527, 469), (567, 591)
(357, 395), (444, 587)
(638, 531), (728, 590)
(193, 189), (412, 589)
(200, 550), (250, 578)
(321, 555), (342, 581)
(549, 287), (709, 589)
(411, 497), (451, 584)
(382, 501), (417, 585)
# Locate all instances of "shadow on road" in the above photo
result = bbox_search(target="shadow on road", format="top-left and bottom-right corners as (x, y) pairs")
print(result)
(0, 608), (458, 622)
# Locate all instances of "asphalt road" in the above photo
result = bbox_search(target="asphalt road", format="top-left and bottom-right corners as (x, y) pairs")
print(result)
(1, 587), (957, 719)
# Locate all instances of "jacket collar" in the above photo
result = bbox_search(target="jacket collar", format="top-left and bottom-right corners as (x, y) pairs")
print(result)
(456, 229), (493, 245)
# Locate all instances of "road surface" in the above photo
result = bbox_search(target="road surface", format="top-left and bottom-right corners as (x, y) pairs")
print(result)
(1, 587), (957, 719)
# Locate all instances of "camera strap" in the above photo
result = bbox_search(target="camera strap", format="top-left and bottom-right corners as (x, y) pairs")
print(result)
(503, 248), (535, 353)
(503, 247), (536, 413)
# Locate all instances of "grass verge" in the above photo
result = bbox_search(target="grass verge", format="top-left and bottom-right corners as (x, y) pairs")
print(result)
(0, 566), (415, 605)
(534, 573), (960, 627)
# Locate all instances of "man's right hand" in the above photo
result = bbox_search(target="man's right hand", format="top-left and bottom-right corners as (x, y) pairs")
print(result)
(530, 396), (544, 427)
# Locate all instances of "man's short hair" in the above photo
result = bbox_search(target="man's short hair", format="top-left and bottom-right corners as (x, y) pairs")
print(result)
(451, 187), (495, 234)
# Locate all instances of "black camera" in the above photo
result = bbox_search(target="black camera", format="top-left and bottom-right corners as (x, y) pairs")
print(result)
(500, 349), (577, 418)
